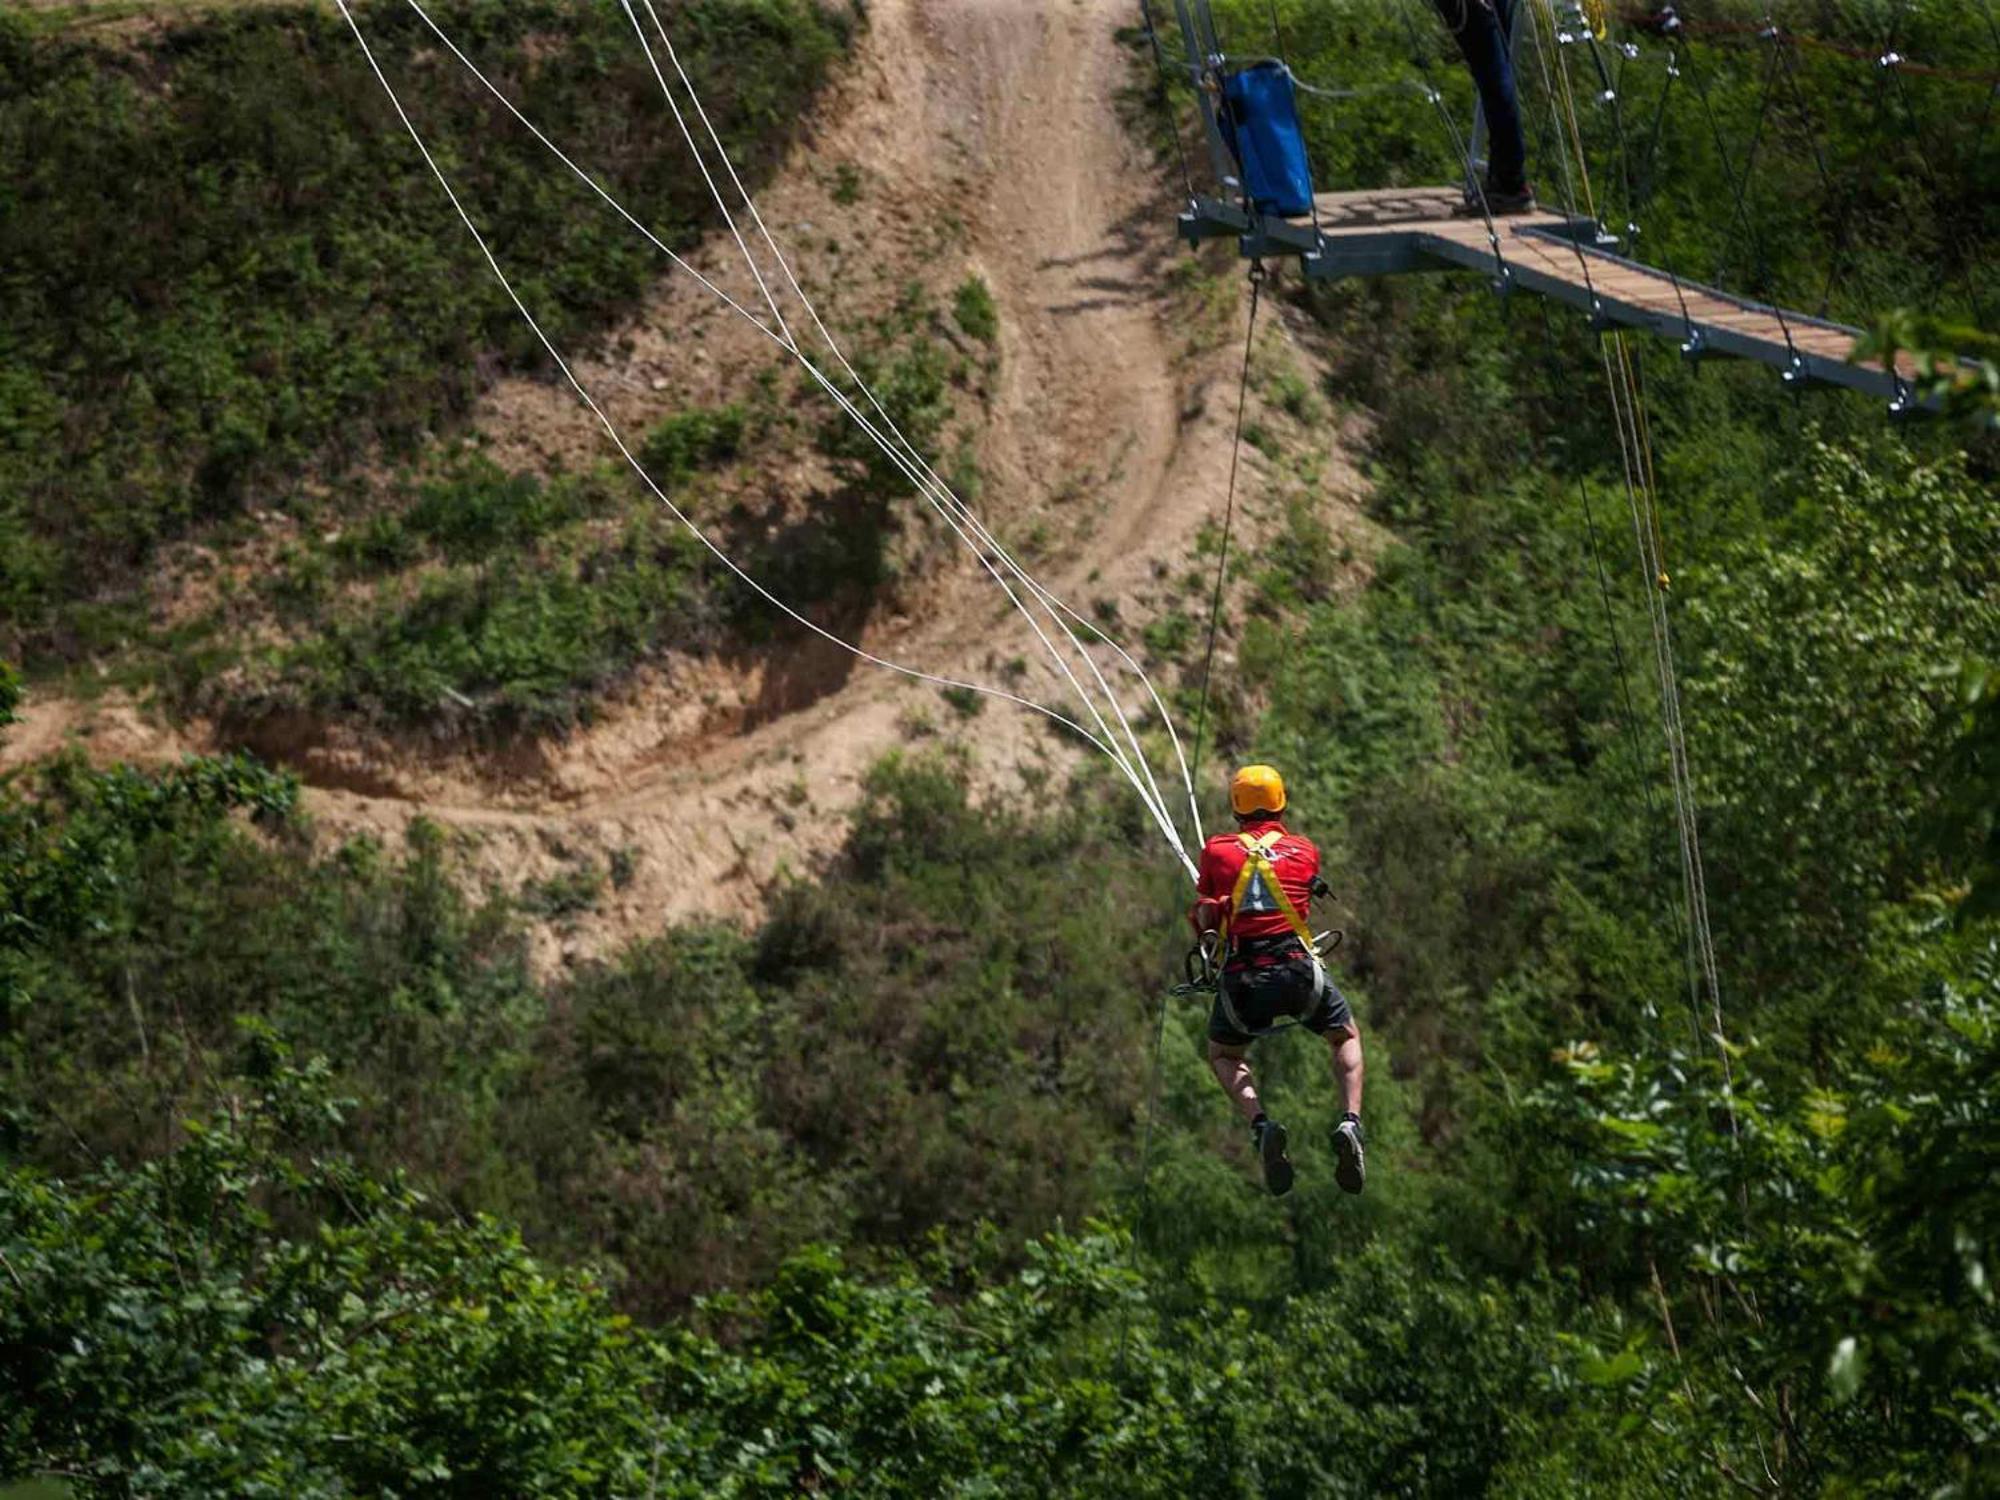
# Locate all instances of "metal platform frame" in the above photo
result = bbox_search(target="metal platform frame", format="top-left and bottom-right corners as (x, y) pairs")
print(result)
(1161, 0), (1921, 412)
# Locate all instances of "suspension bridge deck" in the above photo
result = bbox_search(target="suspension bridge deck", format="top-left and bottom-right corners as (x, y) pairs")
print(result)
(1180, 186), (1918, 409)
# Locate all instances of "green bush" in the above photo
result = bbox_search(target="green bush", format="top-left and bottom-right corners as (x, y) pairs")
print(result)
(0, 1064), (660, 1495)
(1, 749), (1182, 1316)
(0, 0), (854, 665)
(3, 1070), (1570, 1497)
(952, 274), (999, 343)
(250, 511), (713, 736)
(640, 403), (749, 482)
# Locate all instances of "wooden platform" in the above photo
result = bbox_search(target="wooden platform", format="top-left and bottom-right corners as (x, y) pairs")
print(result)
(1179, 186), (1920, 409)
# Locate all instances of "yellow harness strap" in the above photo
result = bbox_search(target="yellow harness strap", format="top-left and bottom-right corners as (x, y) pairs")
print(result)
(1225, 830), (1317, 954)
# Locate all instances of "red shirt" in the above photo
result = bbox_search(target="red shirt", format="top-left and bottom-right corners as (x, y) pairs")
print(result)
(1191, 819), (1320, 943)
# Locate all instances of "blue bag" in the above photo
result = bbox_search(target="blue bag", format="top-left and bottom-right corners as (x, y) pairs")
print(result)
(1219, 62), (1314, 217)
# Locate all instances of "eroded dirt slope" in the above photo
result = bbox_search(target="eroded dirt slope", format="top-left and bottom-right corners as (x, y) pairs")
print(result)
(10, 0), (1375, 973)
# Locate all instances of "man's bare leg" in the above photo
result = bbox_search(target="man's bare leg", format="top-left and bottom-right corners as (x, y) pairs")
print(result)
(1210, 1039), (1293, 1194)
(1325, 1022), (1364, 1117)
(1207, 1039), (1264, 1123)
(1326, 1022), (1367, 1195)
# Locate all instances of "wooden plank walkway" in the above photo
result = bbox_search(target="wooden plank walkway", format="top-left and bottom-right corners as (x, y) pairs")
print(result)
(1181, 186), (1919, 408)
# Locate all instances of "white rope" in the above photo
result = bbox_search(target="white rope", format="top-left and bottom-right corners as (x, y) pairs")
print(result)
(620, 0), (1200, 858)
(612, 0), (1168, 852)
(627, 0), (1203, 850)
(1600, 339), (1735, 1120)
(390, 0), (1203, 875)
(333, 0), (1208, 867)
(401, 0), (1189, 865)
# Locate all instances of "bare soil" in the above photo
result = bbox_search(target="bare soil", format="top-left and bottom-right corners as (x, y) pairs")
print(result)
(9, 0), (1375, 974)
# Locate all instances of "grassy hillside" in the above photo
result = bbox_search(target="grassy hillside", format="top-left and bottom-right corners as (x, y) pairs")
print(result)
(4, 0), (1999, 1494)
(0, 0), (857, 686)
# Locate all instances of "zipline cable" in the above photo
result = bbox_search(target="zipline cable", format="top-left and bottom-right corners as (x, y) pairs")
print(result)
(1123, 256), (1264, 1375)
(620, 0), (1202, 857)
(1140, 0), (1201, 203)
(1616, 6), (2000, 86)
(393, 0), (1204, 875)
(1532, 297), (1701, 1045)
(1501, 1), (1737, 1128)
(1394, 0), (1511, 287)
(1188, 268), (1264, 793)
(403, 14), (1202, 876)
(334, 0), (1199, 862)
(1533, 31), (1701, 1047)
(1597, 338), (1734, 1126)
(1810, 6), (1904, 320)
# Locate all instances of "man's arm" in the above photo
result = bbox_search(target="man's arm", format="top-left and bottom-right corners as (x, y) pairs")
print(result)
(1189, 842), (1229, 935)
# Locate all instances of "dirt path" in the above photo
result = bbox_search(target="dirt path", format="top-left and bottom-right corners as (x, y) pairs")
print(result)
(10, 0), (1367, 974)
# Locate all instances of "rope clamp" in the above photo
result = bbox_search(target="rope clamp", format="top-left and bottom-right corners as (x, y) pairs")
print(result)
(1679, 327), (1707, 364)
(1174, 933), (1222, 996)
(1878, 51), (1904, 70)
(1247, 260), (1268, 287)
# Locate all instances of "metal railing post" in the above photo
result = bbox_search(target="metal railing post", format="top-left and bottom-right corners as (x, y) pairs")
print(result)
(1172, 0), (1240, 193)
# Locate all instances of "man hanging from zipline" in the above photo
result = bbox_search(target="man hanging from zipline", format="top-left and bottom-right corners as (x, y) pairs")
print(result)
(1191, 765), (1365, 1197)
(1433, 0), (1536, 214)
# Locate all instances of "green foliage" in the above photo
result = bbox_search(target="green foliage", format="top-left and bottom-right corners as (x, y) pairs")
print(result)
(247, 509), (713, 736)
(939, 683), (983, 717)
(1, 753), (299, 1017)
(0, 1063), (660, 1495)
(4, 2), (1998, 1491)
(394, 453), (613, 563)
(1523, 929), (2000, 1492)
(519, 861), (606, 919)
(1854, 309), (2000, 424)
(2, 750), (1180, 1316)
(3, 1064), (1573, 1496)
(1203, 6), (2000, 1491)
(0, 0), (854, 664)
(640, 402), (749, 482)
(1946, 658), (2000, 922)
(1678, 444), (1999, 1005)
(951, 274), (999, 344)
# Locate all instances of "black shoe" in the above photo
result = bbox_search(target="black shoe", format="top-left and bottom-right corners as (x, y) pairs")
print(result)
(1252, 1116), (1294, 1197)
(1333, 1117), (1366, 1196)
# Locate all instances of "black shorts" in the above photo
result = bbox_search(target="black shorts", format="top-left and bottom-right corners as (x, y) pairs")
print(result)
(1207, 945), (1355, 1047)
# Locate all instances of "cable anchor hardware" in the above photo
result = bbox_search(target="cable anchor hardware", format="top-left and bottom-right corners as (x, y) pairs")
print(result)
(1173, 932), (1222, 997)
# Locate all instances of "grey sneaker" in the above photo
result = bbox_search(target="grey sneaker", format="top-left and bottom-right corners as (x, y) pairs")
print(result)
(1252, 1117), (1294, 1197)
(1333, 1117), (1366, 1195)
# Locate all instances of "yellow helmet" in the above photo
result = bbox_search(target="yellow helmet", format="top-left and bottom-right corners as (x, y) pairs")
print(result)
(1229, 764), (1286, 817)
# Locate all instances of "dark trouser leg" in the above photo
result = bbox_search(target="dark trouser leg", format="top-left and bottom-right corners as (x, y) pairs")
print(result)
(1432, 0), (1529, 194)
